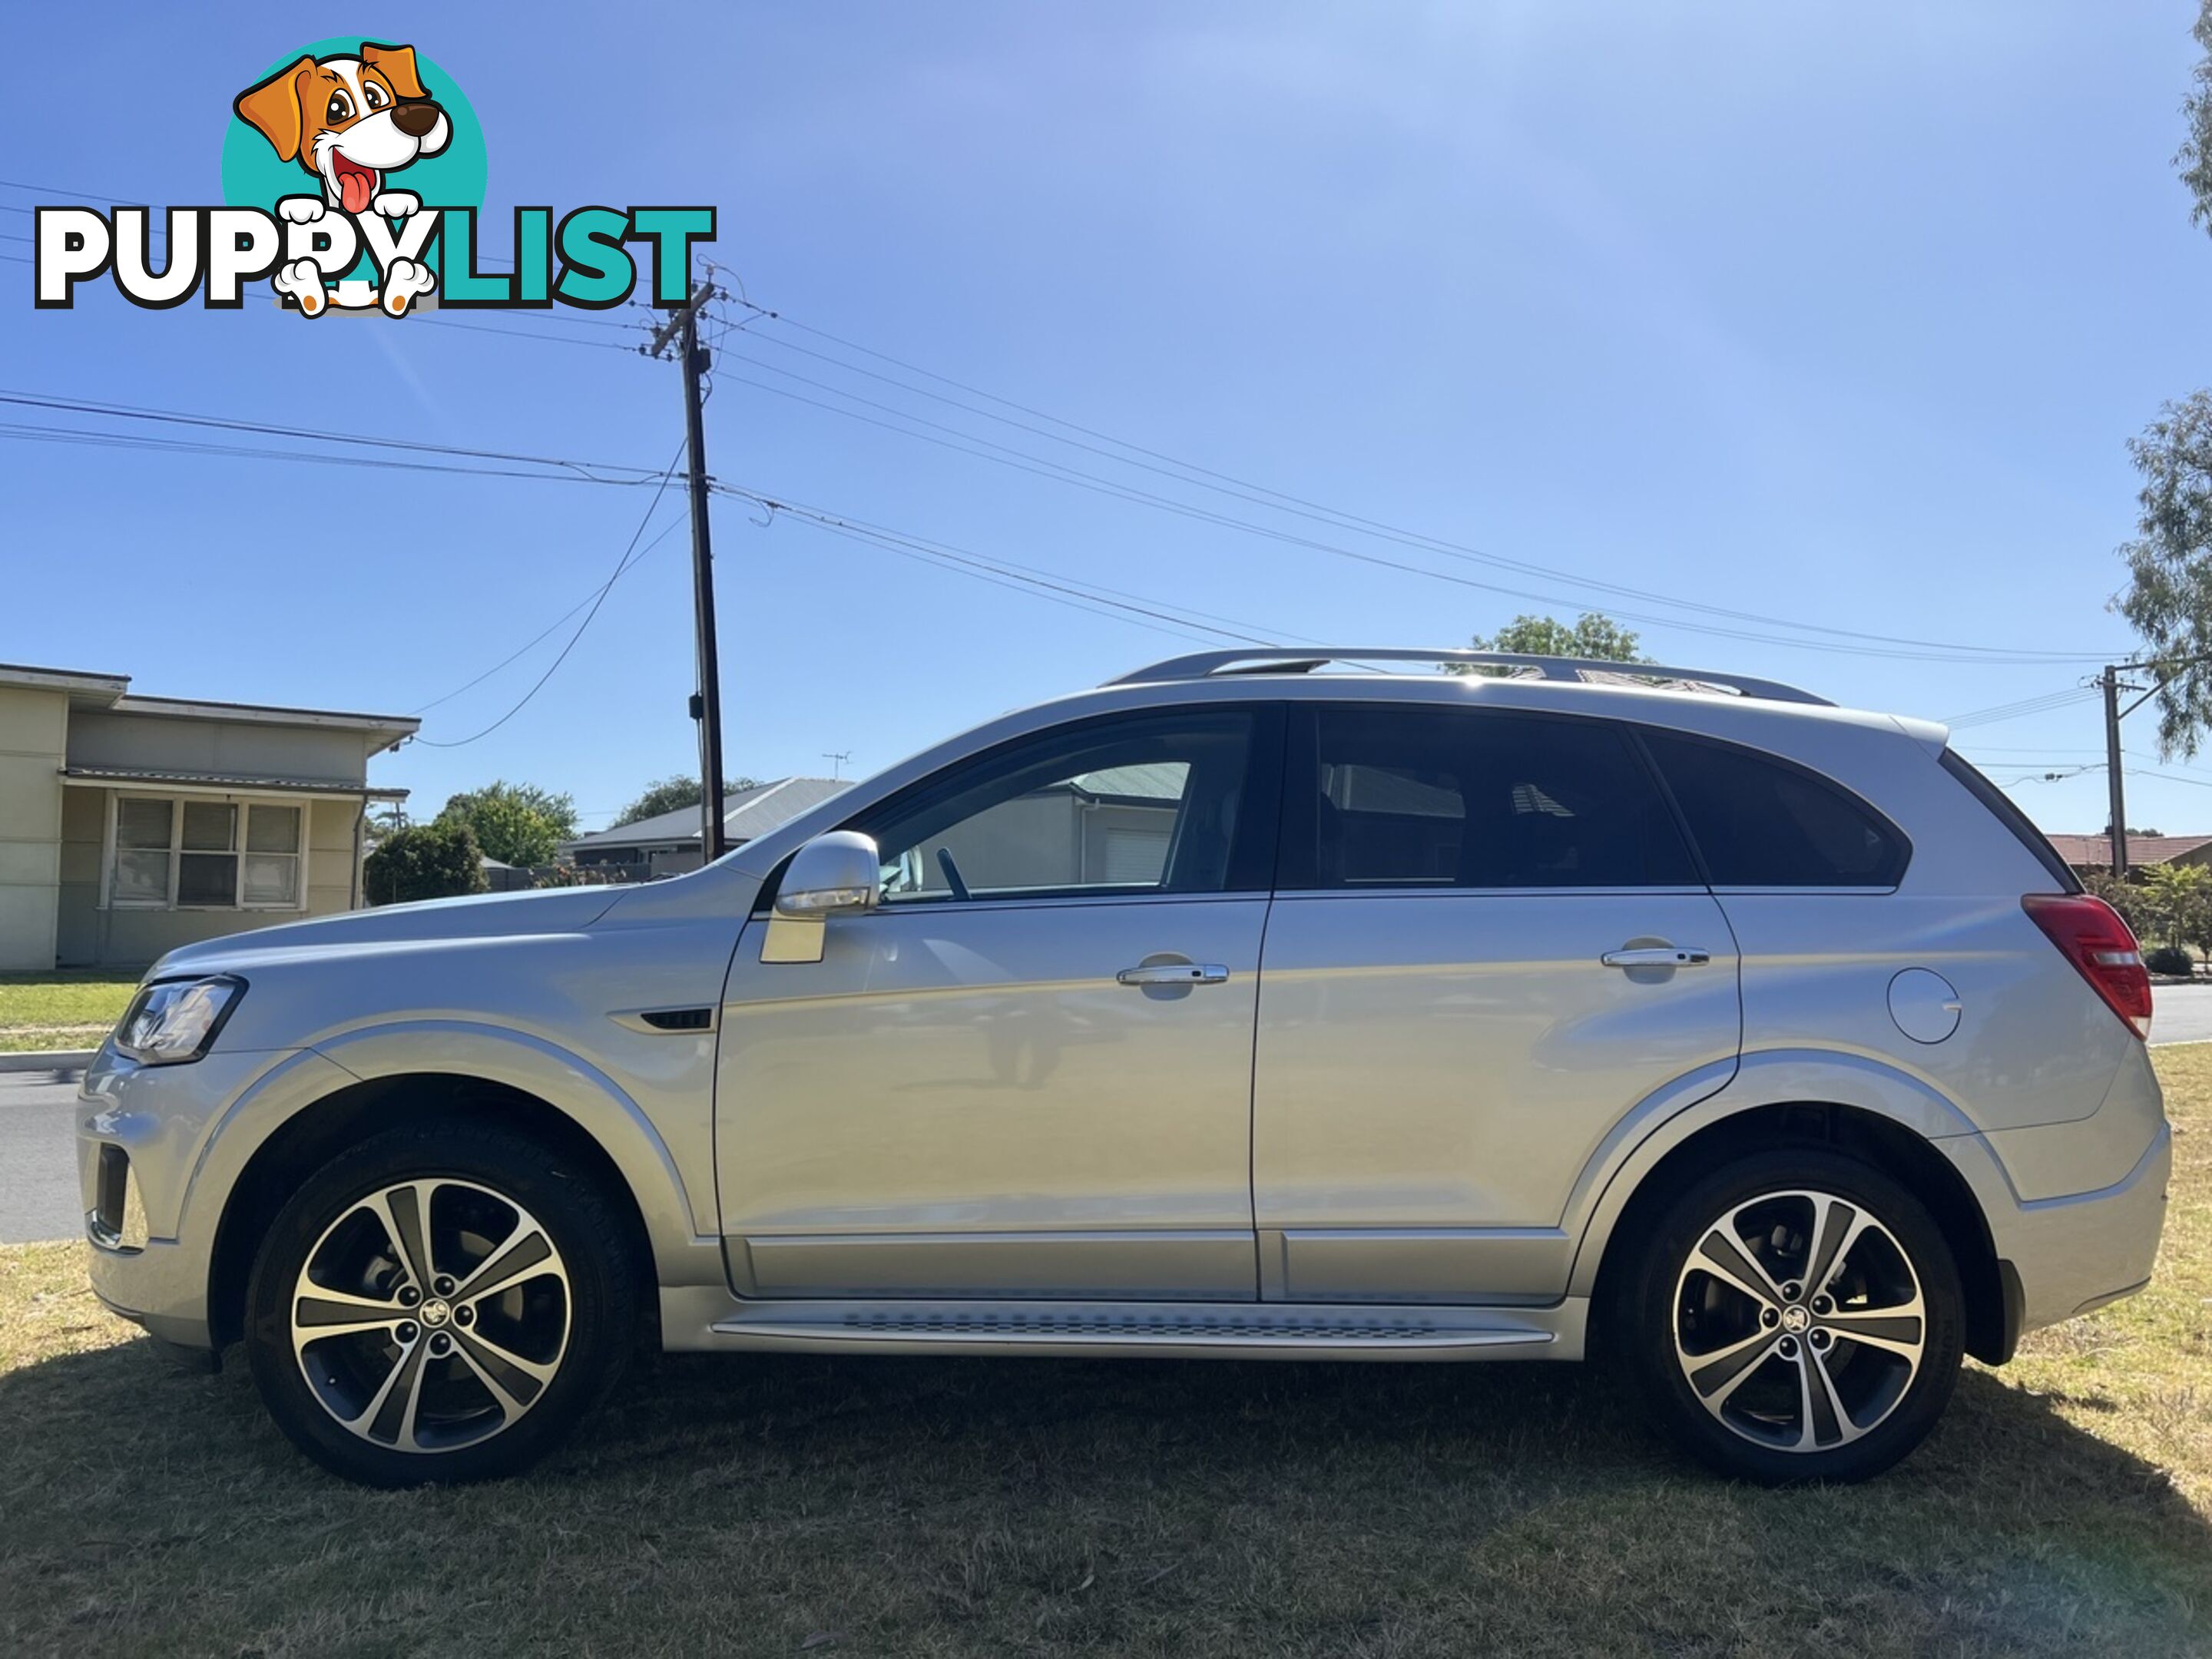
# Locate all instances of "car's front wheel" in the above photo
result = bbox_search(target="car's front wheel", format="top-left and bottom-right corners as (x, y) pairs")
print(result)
(1619, 1147), (1964, 1484)
(244, 1120), (637, 1486)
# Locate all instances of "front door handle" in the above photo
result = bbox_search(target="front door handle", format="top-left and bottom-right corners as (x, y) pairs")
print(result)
(1601, 945), (1713, 969)
(1117, 963), (1230, 987)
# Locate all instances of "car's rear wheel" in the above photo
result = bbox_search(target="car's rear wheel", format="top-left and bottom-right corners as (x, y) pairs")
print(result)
(1619, 1148), (1963, 1484)
(244, 1120), (637, 1486)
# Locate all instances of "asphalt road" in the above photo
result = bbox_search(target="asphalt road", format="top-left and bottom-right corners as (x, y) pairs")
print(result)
(0, 1065), (85, 1246)
(2, 982), (2212, 1247)
(2152, 982), (2212, 1048)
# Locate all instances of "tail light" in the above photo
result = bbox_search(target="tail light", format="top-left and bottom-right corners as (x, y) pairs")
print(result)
(2022, 893), (2152, 1039)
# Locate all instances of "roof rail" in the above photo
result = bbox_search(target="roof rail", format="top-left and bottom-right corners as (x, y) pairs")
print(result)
(1104, 647), (1833, 707)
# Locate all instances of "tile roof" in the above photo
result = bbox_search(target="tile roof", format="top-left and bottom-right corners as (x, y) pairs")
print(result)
(2045, 833), (2212, 867)
(564, 777), (851, 850)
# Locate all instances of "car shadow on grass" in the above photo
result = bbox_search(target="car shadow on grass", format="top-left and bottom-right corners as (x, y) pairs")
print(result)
(2, 1333), (2209, 1654)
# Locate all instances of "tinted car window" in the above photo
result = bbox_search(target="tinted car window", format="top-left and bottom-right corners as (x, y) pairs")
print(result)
(1642, 730), (1907, 887)
(1940, 749), (2078, 892)
(1298, 707), (1697, 889)
(858, 709), (1273, 902)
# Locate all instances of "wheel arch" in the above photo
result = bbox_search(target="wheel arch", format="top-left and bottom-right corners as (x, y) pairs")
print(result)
(1571, 1055), (2011, 1366)
(200, 1023), (710, 1351)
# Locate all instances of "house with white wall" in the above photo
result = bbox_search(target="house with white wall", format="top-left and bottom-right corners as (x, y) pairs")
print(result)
(0, 662), (417, 970)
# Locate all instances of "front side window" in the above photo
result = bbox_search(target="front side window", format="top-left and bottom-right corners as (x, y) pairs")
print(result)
(856, 709), (1273, 904)
(1291, 706), (1697, 889)
(1641, 730), (1908, 888)
(109, 796), (305, 909)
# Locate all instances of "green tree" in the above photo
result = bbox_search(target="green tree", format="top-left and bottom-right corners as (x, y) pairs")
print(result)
(1445, 612), (1651, 674)
(611, 773), (763, 828)
(2116, 392), (2212, 757)
(363, 822), (488, 906)
(2181, 1), (2212, 231)
(432, 780), (578, 867)
(2143, 863), (2212, 951)
(2116, 12), (2212, 755)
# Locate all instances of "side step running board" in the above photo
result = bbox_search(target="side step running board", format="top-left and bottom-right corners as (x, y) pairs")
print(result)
(706, 1300), (1570, 1358)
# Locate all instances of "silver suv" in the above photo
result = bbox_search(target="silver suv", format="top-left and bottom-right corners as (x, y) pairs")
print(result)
(77, 648), (2170, 1486)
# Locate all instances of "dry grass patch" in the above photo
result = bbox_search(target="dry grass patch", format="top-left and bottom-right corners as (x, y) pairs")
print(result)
(3, 1055), (2212, 1655)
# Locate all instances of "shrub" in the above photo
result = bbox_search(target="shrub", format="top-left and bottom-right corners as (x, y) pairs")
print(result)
(363, 822), (489, 906)
(2147, 943), (2197, 978)
(531, 864), (624, 889)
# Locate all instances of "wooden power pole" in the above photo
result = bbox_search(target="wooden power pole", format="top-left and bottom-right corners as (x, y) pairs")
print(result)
(2104, 664), (2128, 880)
(647, 282), (728, 862)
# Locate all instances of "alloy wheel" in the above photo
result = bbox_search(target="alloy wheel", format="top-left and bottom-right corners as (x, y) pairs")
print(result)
(290, 1177), (571, 1454)
(1670, 1187), (1926, 1454)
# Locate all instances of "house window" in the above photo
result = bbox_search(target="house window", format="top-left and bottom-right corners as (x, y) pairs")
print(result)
(110, 796), (306, 910)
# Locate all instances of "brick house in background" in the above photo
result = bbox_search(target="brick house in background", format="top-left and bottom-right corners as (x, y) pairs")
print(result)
(2045, 833), (2212, 878)
(0, 663), (417, 971)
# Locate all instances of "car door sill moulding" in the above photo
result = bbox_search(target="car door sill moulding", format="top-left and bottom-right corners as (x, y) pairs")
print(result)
(697, 1296), (1588, 1359)
(737, 1229), (1259, 1300)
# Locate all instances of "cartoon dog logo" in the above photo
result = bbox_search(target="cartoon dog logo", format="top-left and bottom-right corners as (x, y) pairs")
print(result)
(233, 42), (450, 316)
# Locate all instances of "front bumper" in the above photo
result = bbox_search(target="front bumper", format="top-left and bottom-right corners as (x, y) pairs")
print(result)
(76, 1043), (352, 1354)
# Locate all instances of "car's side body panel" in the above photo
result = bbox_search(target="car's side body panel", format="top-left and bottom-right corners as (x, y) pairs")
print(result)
(717, 892), (1272, 1300)
(1252, 889), (1741, 1303)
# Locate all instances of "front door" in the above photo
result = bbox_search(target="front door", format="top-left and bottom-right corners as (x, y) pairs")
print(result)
(1253, 701), (1743, 1303)
(717, 704), (1283, 1301)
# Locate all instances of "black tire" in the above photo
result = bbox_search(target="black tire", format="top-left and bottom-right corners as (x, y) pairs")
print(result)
(244, 1119), (639, 1486)
(1617, 1147), (1964, 1485)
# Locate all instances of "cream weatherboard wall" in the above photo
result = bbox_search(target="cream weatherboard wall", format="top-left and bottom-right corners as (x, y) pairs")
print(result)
(54, 792), (366, 969)
(0, 663), (416, 972)
(0, 685), (69, 971)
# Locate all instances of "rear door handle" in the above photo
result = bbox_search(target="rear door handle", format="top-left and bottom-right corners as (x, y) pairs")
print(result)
(1601, 945), (1712, 969)
(1117, 963), (1230, 987)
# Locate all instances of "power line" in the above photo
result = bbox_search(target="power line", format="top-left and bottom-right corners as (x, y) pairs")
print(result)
(719, 485), (1306, 645)
(8, 171), (2134, 674)
(409, 516), (690, 715)
(411, 439), (689, 748)
(0, 419), (665, 487)
(722, 488), (1274, 647)
(701, 353), (2102, 665)
(0, 390), (670, 482)
(1943, 687), (2101, 729)
(724, 300), (2110, 666)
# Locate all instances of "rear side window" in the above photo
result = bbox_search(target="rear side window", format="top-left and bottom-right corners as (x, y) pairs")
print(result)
(1642, 730), (1908, 888)
(1939, 750), (2080, 892)
(1290, 707), (1697, 889)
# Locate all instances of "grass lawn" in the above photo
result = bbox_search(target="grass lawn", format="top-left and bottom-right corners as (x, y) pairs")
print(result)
(0, 971), (134, 1052)
(3, 1055), (2210, 1655)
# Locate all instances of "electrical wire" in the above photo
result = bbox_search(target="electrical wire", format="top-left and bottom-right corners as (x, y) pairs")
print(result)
(724, 300), (2109, 665)
(700, 356), (2105, 665)
(0, 390), (670, 483)
(1943, 687), (2101, 729)
(410, 439), (688, 747)
(717, 485), (1292, 648)
(7, 172), (2137, 676)
(0, 420), (666, 487)
(409, 516), (690, 716)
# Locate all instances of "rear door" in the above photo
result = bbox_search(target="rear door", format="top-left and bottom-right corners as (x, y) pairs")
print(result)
(1252, 702), (1742, 1303)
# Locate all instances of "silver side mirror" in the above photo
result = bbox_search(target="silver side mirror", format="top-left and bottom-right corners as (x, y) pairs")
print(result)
(760, 831), (882, 964)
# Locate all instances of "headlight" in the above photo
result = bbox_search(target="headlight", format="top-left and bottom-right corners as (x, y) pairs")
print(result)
(113, 975), (246, 1065)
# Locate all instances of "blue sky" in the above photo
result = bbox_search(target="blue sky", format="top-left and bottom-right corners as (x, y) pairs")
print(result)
(5, 3), (2210, 834)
